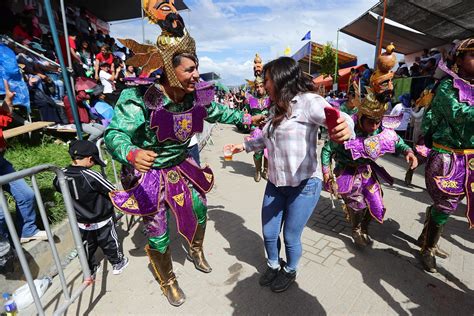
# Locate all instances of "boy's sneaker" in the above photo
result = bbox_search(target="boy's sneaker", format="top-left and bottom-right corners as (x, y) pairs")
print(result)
(20, 230), (48, 243)
(112, 256), (129, 275)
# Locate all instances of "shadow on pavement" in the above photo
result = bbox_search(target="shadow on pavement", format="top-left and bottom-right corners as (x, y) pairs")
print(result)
(308, 195), (474, 315)
(209, 206), (327, 315)
(208, 205), (265, 271)
(220, 157), (256, 178)
(226, 272), (326, 315)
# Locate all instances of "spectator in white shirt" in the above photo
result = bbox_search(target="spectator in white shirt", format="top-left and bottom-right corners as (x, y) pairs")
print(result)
(99, 62), (120, 105)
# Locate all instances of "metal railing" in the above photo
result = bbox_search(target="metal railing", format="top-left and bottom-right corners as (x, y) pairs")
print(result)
(0, 164), (92, 316)
(95, 138), (138, 231)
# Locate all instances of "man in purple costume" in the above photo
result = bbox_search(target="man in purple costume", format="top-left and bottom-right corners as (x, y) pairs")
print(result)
(104, 0), (262, 306)
(418, 38), (474, 273)
(321, 45), (418, 247)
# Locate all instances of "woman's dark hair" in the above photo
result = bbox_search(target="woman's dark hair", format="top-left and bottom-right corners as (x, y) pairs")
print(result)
(263, 57), (314, 129)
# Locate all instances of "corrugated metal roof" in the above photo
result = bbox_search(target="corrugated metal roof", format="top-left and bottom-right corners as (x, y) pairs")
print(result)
(371, 0), (474, 42)
(340, 12), (446, 54)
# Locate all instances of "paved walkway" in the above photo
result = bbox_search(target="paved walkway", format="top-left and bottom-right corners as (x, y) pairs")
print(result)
(34, 124), (473, 315)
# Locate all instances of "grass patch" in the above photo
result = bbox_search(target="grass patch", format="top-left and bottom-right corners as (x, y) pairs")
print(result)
(4, 135), (120, 226)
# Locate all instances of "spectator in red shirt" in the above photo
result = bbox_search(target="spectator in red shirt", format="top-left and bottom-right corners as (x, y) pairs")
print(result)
(94, 45), (114, 80)
(63, 90), (105, 142)
(59, 29), (85, 77)
(12, 15), (33, 42)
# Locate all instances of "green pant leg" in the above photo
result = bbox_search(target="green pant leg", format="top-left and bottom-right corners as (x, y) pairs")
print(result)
(430, 206), (450, 226)
(148, 211), (171, 254)
(253, 151), (263, 160)
(191, 187), (207, 225)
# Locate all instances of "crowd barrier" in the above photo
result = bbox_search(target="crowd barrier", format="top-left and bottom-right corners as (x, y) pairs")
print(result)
(0, 165), (92, 316)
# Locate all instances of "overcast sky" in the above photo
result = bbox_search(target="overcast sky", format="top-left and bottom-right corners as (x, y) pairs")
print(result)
(110, 0), (380, 85)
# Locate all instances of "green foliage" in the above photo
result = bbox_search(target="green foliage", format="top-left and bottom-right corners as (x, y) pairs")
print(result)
(3, 136), (120, 226)
(313, 42), (336, 78)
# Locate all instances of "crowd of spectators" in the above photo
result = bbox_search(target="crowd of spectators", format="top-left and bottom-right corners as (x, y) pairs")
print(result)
(0, 3), (137, 140)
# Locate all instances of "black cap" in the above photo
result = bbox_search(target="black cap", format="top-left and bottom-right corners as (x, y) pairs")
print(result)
(68, 140), (106, 167)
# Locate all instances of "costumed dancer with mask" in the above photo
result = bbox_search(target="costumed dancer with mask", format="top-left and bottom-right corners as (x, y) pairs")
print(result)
(245, 54), (271, 182)
(321, 45), (418, 247)
(339, 80), (360, 116)
(418, 38), (474, 273)
(104, 0), (262, 306)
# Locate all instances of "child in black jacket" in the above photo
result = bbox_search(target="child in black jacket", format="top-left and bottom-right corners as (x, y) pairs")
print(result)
(54, 140), (128, 275)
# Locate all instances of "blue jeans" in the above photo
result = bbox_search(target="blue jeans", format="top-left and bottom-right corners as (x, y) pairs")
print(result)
(0, 156), (38, 239)
(187, 144), (200, 166)
(262, 177), (322, 272)
(46, 73), (65, 101)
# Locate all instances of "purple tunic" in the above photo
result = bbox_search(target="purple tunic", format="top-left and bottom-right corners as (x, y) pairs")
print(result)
(146, 84), (209, 142)
(110, 158), (215, 244)
(344, 128), (399, 161)
(425, 151), (474, 228)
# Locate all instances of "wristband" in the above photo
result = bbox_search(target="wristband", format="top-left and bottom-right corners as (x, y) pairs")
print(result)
(126, 148), (139, 165)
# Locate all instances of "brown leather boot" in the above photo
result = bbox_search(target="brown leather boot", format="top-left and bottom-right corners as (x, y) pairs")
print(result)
(348, 208), (368, 247)
(417, 207), (449, 259)
(360, 209), (373, 245)
(420, 217), (444, 273)
(145, 245), (186, 306)
(253, 156), (262, 182)
(187, 224), (212, 273)
(262, 157), (268, 180)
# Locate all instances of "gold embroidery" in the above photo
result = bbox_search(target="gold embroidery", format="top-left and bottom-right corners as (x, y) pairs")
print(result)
(167, 170), (180, 184)
(121, 194), (139, 210)
(362, 170), (372, 179)
(172, 193), (185, 206)
(471, 182), (474, 193)
(367, 184), (377, 193)
(441, 180), (459, 189)
(469, 158), (474, 171)
(204, 172), (213, 183)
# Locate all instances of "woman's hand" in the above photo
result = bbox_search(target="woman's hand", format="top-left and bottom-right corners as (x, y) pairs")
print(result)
(329, 117), (352, 143)
(251, 114), (266, 125)
(405, 151), (418, 170)
(133, 149), (158, 173)
(230, 144), (245, 154)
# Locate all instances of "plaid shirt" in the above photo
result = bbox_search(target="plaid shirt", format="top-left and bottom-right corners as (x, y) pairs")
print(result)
(245, 93), (354, 187)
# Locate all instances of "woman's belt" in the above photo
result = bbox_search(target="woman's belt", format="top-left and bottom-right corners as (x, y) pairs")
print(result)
(433, 142), (474, 154)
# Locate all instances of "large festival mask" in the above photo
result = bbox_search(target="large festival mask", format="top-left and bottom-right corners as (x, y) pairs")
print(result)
(370, 43), (396, 103)
(357, 44), (396, 121)
(143, 0), (185, 37)
(119, 0), (196, 89)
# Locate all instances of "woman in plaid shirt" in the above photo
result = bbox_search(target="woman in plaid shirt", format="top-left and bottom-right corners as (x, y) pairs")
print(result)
(232, 57), (354, 293)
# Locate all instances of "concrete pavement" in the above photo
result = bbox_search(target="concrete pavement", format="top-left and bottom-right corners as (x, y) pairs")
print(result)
(31, 123), (473, 315)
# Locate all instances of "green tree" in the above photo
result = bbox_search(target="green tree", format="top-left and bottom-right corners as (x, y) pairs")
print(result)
(313, 42), (336, 78)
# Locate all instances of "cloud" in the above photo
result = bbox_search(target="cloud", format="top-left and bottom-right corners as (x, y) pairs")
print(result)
(110, 0), (380, 85)
(199, 56), (254, 85)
